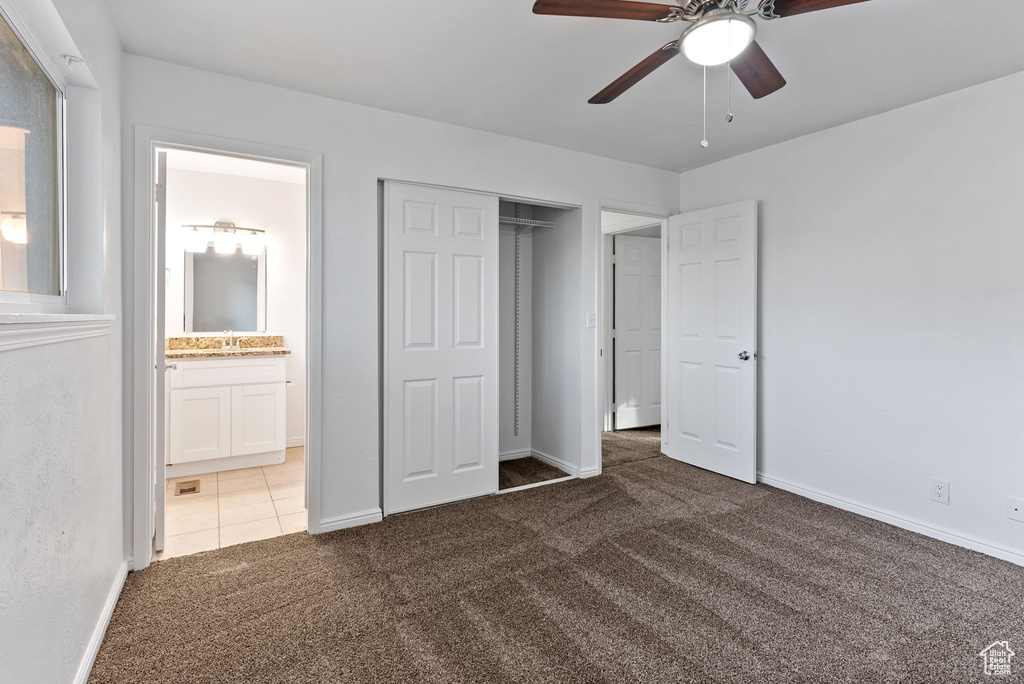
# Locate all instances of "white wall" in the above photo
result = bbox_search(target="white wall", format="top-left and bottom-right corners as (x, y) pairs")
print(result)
(677, 70), (1024, 561)
(0, 0), (124, 681)
(164, 168), (306, 445)
(532, 207), (583, 471)
(122, 54), (679, 530)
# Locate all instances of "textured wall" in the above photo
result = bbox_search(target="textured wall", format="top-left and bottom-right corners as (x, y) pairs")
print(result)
(0, 0), (124, 681)
(677, 70), (1024, 559)
(0, 336), (123, 682)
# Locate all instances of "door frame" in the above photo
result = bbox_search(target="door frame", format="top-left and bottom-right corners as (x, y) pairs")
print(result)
(129, 125), (323, 570)
(597, 201), (673, 447)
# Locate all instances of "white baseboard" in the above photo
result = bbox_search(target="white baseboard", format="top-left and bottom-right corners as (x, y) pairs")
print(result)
(74, 560), (129, 684)
(758, 473), (1024, 567)
(315, 507), (383, 534)
(531, 449), (578, 477)
(499, 449), (532, 462)
(577, 467), (601, 479)
(286, 437), (305, 448)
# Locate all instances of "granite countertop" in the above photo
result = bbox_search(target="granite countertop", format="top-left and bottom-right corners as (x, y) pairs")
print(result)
(165, 347), (291, 359)
(165, 335), (291, 359)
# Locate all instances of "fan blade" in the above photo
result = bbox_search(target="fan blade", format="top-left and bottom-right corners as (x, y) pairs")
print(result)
(731, 41), (786, 99)
(768, 0), (869, 17)
(533, 0), (679, 22)
(589, 42), (679, 104)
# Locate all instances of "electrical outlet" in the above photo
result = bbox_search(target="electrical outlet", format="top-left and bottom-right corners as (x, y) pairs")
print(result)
(1009, 496), (1024, 523)
(931, 478), (950, 505)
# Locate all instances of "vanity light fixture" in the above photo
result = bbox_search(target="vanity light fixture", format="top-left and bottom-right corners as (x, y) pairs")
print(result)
(1, 211), (28, 245)
(182, 222), (266, 256)
(240, 230), (266, 256)
(213, 229), (238, 255)
(183, 226), (212, 253)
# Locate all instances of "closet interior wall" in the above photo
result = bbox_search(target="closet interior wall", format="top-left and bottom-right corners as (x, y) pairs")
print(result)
(498, 201), (582, 474)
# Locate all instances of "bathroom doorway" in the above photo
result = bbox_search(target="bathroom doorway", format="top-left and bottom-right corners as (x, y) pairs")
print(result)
(156, 149), (309, 559)
(130, 128), (323, 569)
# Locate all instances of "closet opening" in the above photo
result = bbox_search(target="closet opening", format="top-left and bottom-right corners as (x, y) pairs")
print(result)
(497, 200), (578, 492)
(600, 211), (667, 471)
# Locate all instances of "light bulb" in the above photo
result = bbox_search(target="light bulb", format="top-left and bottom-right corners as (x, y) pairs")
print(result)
(1, 215), (27, 244)
(213, 230), (238, 255)
(681, 12), (755, 67)
(183, 227), (212, 253)
(240, 231), (265, 256)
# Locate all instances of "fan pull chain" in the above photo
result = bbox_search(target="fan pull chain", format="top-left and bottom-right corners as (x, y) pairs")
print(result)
(726, 59), (734, 123)
(701, 65), (709, 149)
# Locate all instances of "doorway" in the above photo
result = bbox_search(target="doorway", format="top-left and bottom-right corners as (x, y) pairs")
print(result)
(156, 149), (309, 559)
(131, 127), (323, 570)
(601, 210), (668, 470)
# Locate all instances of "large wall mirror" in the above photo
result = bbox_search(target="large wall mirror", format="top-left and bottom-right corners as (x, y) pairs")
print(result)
(184, 247), (267, 332)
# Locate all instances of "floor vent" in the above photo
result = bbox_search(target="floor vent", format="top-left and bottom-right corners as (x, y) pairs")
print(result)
(175, 480), (201, 496)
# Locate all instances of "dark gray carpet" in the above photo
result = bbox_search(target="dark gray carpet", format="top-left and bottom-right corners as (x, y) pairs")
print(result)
(603, 425), (662, 468)
(498, 456), (567, 490)
(91, 457), (1024, 684)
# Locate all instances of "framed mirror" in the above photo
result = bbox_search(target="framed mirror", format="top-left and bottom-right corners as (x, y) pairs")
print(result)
(184, 246), (267, 332)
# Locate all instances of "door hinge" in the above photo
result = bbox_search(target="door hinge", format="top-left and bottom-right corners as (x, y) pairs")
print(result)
(155, 183), (166, 204)
(611, 329), (617, 339)
(610, 254), (617, 264)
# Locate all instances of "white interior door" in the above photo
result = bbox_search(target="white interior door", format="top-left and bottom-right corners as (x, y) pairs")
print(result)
(384, 182), (499, 514)
(154, 149), (167, 552)
(665, 200), (757, 483)
(613, 235), (662, 429)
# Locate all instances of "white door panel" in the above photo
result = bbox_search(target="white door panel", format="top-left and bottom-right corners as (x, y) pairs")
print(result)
(614, 235), (661, 429)
(385, 182), (498, 514)
(665, 201), (757, 483)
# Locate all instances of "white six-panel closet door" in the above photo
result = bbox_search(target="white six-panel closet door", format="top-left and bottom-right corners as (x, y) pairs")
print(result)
(384, 182), (499, 514)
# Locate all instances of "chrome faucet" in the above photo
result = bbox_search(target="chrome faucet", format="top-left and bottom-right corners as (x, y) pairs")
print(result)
(217, 331), (249, 350)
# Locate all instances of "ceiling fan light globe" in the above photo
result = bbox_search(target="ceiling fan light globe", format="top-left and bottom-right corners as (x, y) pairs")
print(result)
(681, 13), (756, 67)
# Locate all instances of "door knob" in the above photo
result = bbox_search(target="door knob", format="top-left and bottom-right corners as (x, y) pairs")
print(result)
(738, 351), (752, 361)
(165, 362), (178, 371)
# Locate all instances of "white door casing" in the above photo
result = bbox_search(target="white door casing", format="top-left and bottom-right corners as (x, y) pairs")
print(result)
(154, 149), (168, 552)
(665, 200), (758, 483)
(613, 235), (662, 429)
(384, 182), (499, 514)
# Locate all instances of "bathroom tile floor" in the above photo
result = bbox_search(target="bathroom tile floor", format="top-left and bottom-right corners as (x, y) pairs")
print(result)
(157, 446), (306, 561)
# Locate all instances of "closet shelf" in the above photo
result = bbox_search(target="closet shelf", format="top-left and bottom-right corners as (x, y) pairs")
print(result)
(499, 216), (554, 230)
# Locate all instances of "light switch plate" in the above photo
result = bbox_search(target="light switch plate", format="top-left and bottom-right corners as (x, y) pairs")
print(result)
(585, 312), (596, 329)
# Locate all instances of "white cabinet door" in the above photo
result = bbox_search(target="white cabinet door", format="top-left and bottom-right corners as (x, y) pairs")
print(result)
(614, 235), (662, 429)
(384, 182), (499, 514)
(169, 386), (232, 464)
(231, 383), (286, 456)
(665, 200), (758, 483)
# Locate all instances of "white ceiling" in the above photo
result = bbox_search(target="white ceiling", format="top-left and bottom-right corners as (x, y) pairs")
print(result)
(165, 149), (306, 184)
(105, 0), (1024, 172)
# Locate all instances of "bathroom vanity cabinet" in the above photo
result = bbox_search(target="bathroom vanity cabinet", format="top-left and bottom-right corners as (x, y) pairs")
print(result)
(165, 354), (288, 477)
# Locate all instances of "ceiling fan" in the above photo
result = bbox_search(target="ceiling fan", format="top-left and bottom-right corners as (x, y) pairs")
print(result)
(533, 0), (870, 104)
